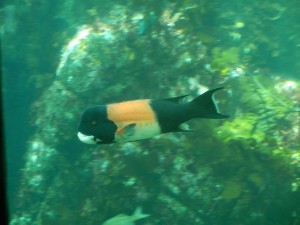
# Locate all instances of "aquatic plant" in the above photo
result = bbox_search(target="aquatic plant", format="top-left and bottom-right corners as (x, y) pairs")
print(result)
(211, 47), (240, 75)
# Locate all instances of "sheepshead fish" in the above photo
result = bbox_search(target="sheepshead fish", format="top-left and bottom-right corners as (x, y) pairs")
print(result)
(78, 87), (229, 144)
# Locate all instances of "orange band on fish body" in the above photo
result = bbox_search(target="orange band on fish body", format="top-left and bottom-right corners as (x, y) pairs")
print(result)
(107, 99), (156, 128)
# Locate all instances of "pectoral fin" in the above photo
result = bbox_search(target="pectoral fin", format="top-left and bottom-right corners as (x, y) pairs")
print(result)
(116, 123), (136, 138)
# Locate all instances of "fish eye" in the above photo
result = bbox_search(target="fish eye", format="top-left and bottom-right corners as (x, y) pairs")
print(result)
(91, 120), (97, 125)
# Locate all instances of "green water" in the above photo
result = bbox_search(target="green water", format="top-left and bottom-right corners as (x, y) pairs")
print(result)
(2, 0), (300, 225)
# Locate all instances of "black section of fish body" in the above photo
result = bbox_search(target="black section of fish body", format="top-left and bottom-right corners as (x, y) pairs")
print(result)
(150, 96), (192, 133)
(150, 87), (229, 133)
(78, 105), (117, 143)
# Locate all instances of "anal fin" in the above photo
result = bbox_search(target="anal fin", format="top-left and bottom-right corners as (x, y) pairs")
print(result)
(174, 123), (194, 132)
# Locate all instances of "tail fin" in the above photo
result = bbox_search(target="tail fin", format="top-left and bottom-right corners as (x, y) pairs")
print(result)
(132, 207), (150, 221)
(191, 87), (229, 119)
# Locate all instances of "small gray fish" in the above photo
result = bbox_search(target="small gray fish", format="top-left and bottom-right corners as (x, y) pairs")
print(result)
(102, 207), (149, 225)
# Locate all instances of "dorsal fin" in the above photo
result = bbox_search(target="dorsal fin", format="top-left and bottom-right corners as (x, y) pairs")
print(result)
(162, 94), (189, 103)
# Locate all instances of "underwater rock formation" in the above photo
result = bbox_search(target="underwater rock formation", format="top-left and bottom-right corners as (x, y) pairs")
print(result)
(7, 1), (300, 225)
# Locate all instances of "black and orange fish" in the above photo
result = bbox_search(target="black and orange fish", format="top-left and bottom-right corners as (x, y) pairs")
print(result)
(77, 87), (229, 144)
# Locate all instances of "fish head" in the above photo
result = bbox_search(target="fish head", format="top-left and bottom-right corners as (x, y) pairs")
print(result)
(77, 105), (117, 144)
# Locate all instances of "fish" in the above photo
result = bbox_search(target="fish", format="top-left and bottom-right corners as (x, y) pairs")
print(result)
(102, 207), (149, 225)
(77, 87), (229, 144)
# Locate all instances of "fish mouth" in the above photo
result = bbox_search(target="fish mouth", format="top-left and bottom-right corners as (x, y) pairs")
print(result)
(77, 132), (97, 144)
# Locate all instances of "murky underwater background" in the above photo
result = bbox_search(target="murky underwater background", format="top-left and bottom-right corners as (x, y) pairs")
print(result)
(2, 0), (300, 224)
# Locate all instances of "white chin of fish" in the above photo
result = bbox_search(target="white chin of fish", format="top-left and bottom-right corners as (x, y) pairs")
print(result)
(77, 132), (96, 144)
